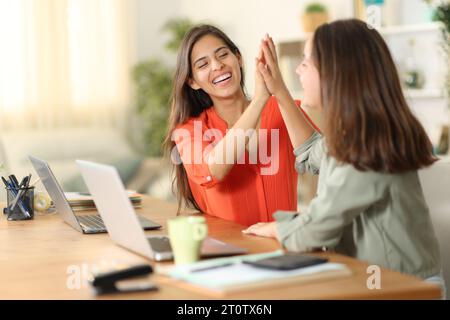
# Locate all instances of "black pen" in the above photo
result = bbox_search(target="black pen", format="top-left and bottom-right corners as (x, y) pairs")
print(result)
(7, 176), (15, 188)
(2, 177), (12, 215)
(1, 176), (10, 188)
(25, 174), (32, 188)
(18, 176), (27, 189)
(9, 175), (20, 188)
(9, 189), (25, 212)
(190, 263), (234, 273)
(20, 174), (31, 189)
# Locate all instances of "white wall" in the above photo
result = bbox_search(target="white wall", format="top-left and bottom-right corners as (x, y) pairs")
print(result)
(178, 0), (354, 94)
(132, 0), (438, 90)
(131, 0), (182, 66)
(132, 0), (355, 93)
(132, 0), (448, 147)
(400, 0), (434, 25)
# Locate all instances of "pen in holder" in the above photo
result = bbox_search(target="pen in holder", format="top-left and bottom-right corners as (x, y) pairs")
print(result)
(5, 185), (35, 221)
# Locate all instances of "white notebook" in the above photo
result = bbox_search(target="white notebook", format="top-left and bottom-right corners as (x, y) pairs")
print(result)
(158, 250), (352, 295)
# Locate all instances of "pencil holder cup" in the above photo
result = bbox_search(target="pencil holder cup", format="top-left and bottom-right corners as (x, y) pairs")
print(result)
(4, 186), (35, 221)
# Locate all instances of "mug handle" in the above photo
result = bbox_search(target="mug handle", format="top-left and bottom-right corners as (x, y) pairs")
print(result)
(193, 223), (208, 241)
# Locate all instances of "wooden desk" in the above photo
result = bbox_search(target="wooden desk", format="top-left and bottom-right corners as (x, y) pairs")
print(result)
(0, 196), (441, 299)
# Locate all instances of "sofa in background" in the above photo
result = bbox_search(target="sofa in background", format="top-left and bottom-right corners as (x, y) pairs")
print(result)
(0, 128), (174, 202)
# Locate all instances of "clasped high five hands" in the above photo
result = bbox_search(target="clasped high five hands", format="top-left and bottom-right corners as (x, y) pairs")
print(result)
(247, 34), (290, 238)
(254, 34), (289, 101)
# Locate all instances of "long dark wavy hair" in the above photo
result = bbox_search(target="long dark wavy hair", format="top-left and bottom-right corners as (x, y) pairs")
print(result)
(312, 19), (436, 173)
(163, 24), (245, 213)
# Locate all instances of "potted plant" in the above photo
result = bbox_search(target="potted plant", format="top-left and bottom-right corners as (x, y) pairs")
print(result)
(424, 1), (450, 100)
(302, 3), (329, 33)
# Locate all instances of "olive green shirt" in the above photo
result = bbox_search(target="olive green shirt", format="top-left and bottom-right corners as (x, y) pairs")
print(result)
(275, 131), (441, 279)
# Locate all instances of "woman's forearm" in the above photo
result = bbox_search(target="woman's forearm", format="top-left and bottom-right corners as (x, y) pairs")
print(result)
(275, 89), (315, 150)
(207, 97), (267, 181)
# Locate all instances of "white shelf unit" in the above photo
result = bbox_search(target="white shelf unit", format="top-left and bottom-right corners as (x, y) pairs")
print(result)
(404, 88), (445, 99)
(278, 22), (448, 102)
(278, 40), (305, 97)
(277, 22), (449, 150)
(379, 21), (443, 36)
(380, 21), (447, 98)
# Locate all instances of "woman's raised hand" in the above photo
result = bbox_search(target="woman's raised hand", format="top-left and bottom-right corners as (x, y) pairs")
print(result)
(257, 34), (288, 97)
(254, 47), (270, 103)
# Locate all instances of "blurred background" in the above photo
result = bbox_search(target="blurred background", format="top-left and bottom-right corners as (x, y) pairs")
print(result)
(0, 0), (448, 206)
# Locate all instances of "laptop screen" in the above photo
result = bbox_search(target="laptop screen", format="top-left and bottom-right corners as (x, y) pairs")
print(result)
(28, 155), (82, 232)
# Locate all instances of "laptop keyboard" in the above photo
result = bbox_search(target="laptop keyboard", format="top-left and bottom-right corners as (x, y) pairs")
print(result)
(147, 236), (172, 253)
(78, 215), (104, 229)
(78, 214), (156, 232)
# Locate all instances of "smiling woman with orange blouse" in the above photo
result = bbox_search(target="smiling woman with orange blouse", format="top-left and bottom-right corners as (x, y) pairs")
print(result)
(164, 25), (318, 226)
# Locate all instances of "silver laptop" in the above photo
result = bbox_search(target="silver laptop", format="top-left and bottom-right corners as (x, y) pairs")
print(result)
(29, 155), (161, 234)
(76, 159), (247, 261)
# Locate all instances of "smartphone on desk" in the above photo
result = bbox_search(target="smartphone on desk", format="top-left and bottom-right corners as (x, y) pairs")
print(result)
(243, 253), (328, 271)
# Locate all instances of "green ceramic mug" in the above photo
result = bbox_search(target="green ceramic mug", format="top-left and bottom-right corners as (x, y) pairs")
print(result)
(167, 216), (208, 265)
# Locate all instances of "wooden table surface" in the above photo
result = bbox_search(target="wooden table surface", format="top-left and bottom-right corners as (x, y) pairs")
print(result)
(0, 196), (441, 299)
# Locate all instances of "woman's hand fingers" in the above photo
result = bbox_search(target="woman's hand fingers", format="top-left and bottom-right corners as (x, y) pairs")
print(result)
(256, 58), (269, 83)
(243, 222), (263, 232)
(257, 46), (266, 65)
(267, 35), (278, 63)
(261, 40), (275, 67)
(257, 58), (277, 96)
(255, 58), (262, 75)
(242, 222), (276, 238)
(242, 226), (252, 234)
(257, 60), (269, 77)
(254, 58), (270, 100)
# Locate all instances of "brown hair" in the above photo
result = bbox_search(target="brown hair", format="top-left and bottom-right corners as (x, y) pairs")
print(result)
(312, 19), (436, 173)
(163, 24), (245, 213)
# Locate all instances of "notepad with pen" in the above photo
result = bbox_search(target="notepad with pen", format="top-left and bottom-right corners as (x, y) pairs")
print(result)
(158, 250), (353, 296)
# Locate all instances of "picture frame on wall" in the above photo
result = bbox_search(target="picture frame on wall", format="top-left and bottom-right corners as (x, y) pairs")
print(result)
(354, 0), (386, 21)
(353, 0), (403, 27)
(353, 0), (367, 20)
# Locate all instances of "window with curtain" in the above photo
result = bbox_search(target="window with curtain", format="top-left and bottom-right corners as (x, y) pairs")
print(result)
(0, 0), (133, 130)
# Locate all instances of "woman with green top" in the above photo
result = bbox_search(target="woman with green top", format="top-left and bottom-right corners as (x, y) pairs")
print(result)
(243, 19), (445, 297)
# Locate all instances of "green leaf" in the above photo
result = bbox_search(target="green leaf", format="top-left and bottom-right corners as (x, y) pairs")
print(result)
(305, 3), (327, 13)
(162, 17), (195, 53)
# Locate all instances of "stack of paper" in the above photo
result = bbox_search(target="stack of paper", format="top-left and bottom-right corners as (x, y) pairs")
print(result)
(64, 191), (142, 211)
(159, 251), (353, 295)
